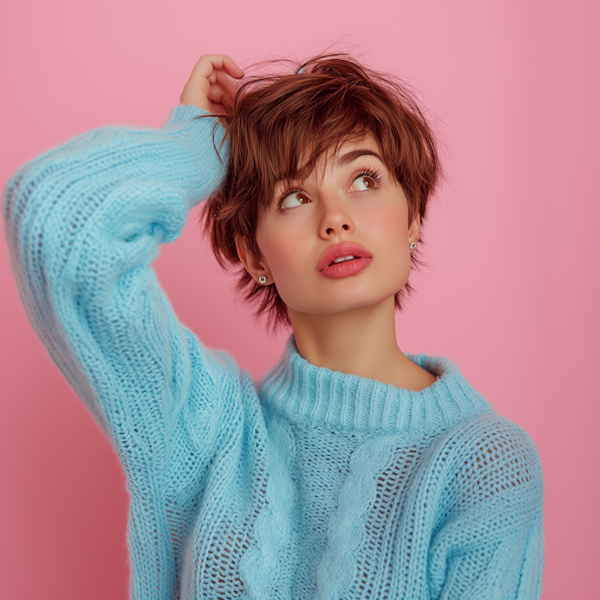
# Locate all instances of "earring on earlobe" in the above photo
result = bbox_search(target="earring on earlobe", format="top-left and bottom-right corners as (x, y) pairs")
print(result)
(410, 242), (417, 250)
(258, 276), (267, 285)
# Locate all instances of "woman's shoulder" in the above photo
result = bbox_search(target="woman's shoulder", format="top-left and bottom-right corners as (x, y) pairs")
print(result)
(410, 353), (542, 465)
(466, 411), (541, 465)
(407, 355), (544, 493)
(434, 410), (544, 505)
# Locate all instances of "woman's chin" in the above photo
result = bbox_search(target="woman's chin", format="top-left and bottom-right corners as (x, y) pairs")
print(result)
(286, 291), (399, 320)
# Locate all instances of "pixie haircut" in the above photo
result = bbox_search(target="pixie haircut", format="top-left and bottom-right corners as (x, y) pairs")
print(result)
(201, 54), (441, 329)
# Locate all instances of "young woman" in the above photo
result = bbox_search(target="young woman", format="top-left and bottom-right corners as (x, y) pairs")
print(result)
(3, 54), (544, 599)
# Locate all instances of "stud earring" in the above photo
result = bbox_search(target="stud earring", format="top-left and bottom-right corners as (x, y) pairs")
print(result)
(409, 242), (417, 250)
(258, 276), (267, 284)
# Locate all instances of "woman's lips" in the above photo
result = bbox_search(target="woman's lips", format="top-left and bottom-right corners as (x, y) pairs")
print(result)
(318, 242), (373, 279)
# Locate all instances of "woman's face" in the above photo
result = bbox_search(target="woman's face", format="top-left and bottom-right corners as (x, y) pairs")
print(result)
(244, 135), (420, 317)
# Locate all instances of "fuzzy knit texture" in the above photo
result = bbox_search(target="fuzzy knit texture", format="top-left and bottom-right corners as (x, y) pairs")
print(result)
(3, 104), (544, 600)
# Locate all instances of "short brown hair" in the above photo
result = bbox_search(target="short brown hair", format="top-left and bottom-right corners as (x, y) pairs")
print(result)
(201, 54), (441, 329)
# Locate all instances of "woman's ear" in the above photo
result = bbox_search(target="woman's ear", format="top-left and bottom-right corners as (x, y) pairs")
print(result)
(235, 236), (273, 285)
(408, 214), (422, 248)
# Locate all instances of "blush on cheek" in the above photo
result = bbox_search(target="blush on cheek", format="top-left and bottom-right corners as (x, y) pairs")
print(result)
(262, 235), (298, 275)
(271, 258), (308, 308)
(257, 232), (305, 297)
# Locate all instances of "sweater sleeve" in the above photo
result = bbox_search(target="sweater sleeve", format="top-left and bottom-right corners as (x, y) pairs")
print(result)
(2, 105), (231, 478)
(427, 418), (544, 600)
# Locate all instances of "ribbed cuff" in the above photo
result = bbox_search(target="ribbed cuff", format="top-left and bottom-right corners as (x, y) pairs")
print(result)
(165, 104), (226, 146)
(163, 105), (228, 207)
(167, 103), (205, 124)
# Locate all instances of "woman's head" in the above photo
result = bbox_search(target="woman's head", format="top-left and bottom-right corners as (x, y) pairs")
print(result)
(202, 54), (441, 329)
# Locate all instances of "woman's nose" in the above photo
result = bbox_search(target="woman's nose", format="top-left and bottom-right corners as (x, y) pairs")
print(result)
(318, 196), (355, 238)
(325, 223), (350, 235)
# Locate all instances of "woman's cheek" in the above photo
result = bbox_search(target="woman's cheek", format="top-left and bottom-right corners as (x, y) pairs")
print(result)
(262, 235), (308, 302)
(376, 211), (413, 290)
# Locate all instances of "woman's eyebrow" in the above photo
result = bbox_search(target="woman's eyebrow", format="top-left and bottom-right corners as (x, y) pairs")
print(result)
(336, 149), (383, 166)
(273, 149), (384, 191)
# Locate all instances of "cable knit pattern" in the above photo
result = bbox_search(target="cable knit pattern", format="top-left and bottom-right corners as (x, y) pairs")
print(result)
(3, 104), (544, 600)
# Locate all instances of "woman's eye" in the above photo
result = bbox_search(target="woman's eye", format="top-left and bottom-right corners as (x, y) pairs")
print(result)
(351, 175), (376, 191)
(281, 191), (309, 209)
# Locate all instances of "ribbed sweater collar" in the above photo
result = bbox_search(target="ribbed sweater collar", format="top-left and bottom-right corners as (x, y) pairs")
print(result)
(261, 337), (491, 436)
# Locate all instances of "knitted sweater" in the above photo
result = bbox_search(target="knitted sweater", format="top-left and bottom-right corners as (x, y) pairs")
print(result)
(3, 104), (544, 600)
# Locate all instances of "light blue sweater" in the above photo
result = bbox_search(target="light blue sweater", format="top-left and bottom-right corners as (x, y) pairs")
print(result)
(3, 104), (544, 600)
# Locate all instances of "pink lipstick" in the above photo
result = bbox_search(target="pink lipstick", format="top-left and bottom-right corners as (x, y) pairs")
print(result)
(318, 242), (373, 279)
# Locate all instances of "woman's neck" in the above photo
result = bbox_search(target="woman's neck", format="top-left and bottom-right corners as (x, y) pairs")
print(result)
(288, 297), (436, 391)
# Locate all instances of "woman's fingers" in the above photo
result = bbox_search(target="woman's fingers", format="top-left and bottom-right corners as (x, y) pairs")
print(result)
(219, 55), (244, 80)
(180, 54), (244, 113)
(194, 54), (243, 81)
(213, 69), (240, 105)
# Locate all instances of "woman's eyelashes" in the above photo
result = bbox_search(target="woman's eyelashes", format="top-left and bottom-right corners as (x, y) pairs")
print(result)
(350, 169), (382, 191)
(278, 168), (383, 210)
(280, 190), (309, 209)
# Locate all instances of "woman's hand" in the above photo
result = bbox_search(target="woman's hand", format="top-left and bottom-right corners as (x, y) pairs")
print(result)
(180, 54), (244, 116)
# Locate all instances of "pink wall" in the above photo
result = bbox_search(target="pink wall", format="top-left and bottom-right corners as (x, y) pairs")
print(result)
(1, 1), (598, 598)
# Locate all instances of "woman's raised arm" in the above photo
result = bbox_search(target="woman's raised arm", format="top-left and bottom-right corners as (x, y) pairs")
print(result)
(2, 55), (244, 480)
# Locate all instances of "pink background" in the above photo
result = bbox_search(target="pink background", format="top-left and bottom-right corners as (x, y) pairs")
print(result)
(1, 1), (598, 599)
